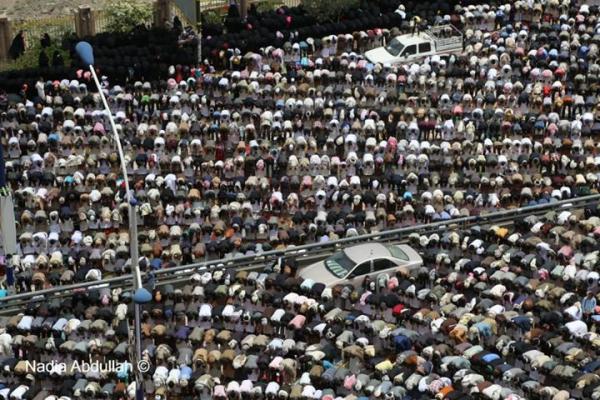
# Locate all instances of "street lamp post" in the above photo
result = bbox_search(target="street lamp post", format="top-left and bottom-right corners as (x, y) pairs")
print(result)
(75, 41), (152, 400)
(0, 138), (17, 293)
(196, 0), (202, 63)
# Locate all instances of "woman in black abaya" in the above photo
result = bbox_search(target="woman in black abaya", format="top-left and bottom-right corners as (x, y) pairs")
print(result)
(8, 30), (25, 60)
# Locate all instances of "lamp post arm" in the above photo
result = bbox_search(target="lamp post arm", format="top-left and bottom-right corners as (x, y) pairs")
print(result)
(76, 42), (148, 400)
(87, 65), (142, 291)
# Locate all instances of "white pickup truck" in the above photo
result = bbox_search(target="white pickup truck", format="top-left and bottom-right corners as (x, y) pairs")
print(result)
(365, 24), (463, 65)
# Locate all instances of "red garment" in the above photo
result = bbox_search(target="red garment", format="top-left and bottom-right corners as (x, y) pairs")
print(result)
(215, 145), (225, 161)
(392, 304), (404, 316)
(543, 85), (551, 97)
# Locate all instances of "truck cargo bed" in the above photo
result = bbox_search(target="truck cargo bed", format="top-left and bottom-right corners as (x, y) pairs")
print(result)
(426, 24), (463, 53)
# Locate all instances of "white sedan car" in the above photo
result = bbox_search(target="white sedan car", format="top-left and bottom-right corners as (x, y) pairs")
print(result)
(298, 243), (423, 287)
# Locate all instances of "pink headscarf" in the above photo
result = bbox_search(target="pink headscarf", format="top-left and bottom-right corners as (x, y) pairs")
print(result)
(213, 385), (226, 398)
(343, 375), (357, 390)
(387, 137), (398, 151)
(289, 315), (306, 330)
(93, 122), (105, 134)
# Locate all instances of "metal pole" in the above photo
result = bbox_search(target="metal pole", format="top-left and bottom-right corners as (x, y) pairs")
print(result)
(197, 29), (202, 64)
(88, 65), (144, 400)
(240, 0), (248, 20)
(196, 0), (201, 64)
(0, 140), (16, 293)
(88, 66), (142, 290)
(133, 302), (143, 400)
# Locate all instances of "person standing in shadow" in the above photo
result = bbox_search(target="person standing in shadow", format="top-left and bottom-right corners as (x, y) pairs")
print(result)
(173, 15), (183, 35)
(51, 50), (64, 67)
(8, 30), (25, 60)
(39, 50), (49, 68)
(40, 33), (51, 48)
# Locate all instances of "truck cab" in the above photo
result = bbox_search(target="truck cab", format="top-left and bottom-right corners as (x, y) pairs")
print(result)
(365, 24), (463, 65)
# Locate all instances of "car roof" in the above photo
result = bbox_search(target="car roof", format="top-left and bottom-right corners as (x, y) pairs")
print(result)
(344, 243), (391, 263)
(393, 32), (431, 45)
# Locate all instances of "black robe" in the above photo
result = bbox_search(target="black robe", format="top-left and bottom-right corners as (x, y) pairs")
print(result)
(8, 32), (25, 60)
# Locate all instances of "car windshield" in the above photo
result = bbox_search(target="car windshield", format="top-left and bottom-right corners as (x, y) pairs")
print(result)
(385, 38), (405, 57)
(387, 245), (409, 261)
(324, 252), (355, 278)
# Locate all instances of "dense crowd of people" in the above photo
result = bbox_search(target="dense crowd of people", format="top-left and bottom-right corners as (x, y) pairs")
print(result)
(3, 207), (600, 399)
(0, 25), (198, 95)
(1, 0), (600, 397)
(2, 0), (600, 291)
